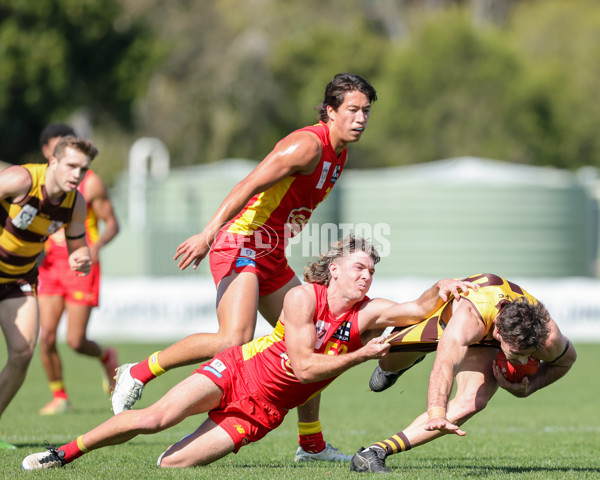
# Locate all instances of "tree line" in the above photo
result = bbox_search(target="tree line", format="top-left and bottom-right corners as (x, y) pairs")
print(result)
(1, 0), (598, 184)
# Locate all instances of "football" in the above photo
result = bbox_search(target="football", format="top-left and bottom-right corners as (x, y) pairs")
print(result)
(496, 350), (540, 383)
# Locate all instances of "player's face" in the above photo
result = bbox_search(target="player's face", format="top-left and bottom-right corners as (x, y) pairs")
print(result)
(497, 337), (537, 366)
(328, 90), (372, 144)
(330, 251), (375, 300)
(50, 147), (91, 193)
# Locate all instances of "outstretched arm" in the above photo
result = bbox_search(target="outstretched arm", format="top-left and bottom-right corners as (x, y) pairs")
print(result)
(424, 300), (485, 436)
(367, 278), (478, 331)
(284, 286), (390, 384)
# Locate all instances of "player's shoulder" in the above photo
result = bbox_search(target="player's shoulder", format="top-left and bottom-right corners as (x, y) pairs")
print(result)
(0, 164), (33, 197)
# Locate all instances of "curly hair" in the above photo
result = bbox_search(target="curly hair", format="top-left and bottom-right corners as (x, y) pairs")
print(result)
(303, 235), (380, 286)
(495, 297), (551, 351)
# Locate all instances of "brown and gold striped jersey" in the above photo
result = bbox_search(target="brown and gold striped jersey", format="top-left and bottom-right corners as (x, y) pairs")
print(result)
(0, 163), (77, 283)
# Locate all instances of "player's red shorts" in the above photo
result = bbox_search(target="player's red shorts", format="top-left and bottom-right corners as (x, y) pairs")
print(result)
(38, 256), (100, 307)
(195, 346), (287, 452)
(0, 279), (37, 301)
(209, 232), (295, 296)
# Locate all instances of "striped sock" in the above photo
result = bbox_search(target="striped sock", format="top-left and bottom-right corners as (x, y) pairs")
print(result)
(373, 431), (411, 456)
(298, 421), (326, 453)
(130, 351), (166, 385)
(49, 380), (68, 400)
(58, 436), (89, 464)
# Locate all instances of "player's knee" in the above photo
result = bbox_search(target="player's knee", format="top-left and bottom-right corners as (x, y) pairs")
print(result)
(39, 330), (57, 347)
(452, 393), (489, 422)
(7, 344), (34, 370)
(66, 336), (86, 352)
(139, 409), (175, 432)
(214, 331), (252, 351)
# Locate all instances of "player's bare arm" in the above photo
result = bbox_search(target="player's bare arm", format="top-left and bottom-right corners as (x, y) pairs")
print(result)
(424, 301), (485, 435)
(174, 131), (323, 270)
(65, 192), (91, 276)
(368, 279), (479, 332)
(0, 165), (32, 203)
(85, 171), (120, 263)
(283, 286), (389, 384)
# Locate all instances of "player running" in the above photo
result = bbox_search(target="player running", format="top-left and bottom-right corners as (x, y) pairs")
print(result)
(350, 273), (577, 473)
(0, 136), (96, 449)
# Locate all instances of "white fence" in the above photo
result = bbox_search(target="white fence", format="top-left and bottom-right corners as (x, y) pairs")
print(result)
(63, 276), (600, 343)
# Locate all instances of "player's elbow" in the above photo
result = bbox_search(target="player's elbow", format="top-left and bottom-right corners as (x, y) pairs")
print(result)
(292, 365), (315, 384)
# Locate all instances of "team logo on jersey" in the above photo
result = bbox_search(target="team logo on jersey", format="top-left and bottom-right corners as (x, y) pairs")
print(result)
(331, 165), (341, 184)
(314, 319), (331, 350)
(316, 161), (332, 189)
(19, 283), (32, 293)
(286, 207), (313, 236)
(332, 321), (351, 343)
(12, 204), (37, 229)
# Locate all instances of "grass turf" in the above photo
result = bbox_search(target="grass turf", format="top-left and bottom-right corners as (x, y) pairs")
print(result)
(1, 342), (599, 479)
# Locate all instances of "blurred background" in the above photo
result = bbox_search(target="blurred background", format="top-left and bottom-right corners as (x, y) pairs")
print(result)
(1, 0), (599, 340)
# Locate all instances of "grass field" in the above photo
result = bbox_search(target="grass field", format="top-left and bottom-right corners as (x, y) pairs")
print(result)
(1, 342), (599, 479)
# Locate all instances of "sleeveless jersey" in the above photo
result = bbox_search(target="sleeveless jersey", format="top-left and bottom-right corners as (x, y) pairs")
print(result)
(0, 163), (77, 283)
(43, 170), (99, 260)
(222, 122), (347, 252)
(387, 273), (538, 352)
(240, 283), (367, 410)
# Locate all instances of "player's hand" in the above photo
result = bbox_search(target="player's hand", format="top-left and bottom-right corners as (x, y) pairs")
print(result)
(174, 232), (210, 270)
(437, 279), (478, 302)
(362, 336), (391, 360)
(69, 253), (91, 276)
(425, 416), (466, 436)
(492, 360), (531, 398)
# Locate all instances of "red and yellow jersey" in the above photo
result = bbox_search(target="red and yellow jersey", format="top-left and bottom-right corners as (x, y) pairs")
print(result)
(387, 273), (538, 352)
(43, 170), (98, 260)
(0, 163), (77, 283)
(222, 122), (347, 252)
(239, 283), (367, 410)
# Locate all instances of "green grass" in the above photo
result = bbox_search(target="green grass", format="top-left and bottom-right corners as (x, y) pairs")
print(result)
(1, 342), (599, 479)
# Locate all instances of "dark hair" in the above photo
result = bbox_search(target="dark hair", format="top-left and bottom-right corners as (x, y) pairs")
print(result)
(53, 135), (98, 162)
(495, 297), (551, 351)
(39, 123), (76, 148)
(317, 73), (377, 122)
(304, 234), (380, 286)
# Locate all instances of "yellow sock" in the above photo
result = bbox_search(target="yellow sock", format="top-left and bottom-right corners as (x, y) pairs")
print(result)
(148, 351), (166, 377)
(76, 436), (90, 453)
(49, 380), (65, 394)
(297, 420), (322, 436)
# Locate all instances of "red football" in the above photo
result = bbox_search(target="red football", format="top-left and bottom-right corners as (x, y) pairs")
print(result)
(496, 350), (540, 383)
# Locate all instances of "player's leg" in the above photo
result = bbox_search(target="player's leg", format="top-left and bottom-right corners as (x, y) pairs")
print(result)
(157, 418), (235, 467)
(38, 295), (71, 415)
(22, 373), (224, 470)
(0, 296), (38, 417)
(63, 302), (118, 394)
(352, 348), (498, 473)
(111, 271), (260, 414)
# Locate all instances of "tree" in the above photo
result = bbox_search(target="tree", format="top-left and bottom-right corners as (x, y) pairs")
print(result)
(0, 0), (160, 164)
